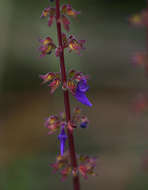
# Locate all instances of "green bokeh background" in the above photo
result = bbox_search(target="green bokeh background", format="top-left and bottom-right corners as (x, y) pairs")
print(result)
(1, 0), (148, 189)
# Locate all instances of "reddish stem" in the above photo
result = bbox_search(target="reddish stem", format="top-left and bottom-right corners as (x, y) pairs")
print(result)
(55, 0), (80, 190)
(147, 0), (148, 50)
(145, 1), (148, 74)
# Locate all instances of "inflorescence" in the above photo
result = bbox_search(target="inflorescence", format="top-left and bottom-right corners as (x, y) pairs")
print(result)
(39, 0), (96, 183)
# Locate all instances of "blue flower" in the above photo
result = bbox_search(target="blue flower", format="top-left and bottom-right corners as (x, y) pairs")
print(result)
(58, 126), (67, 156)
(80, 121), (88, 128)
(75, 79), (92, 107)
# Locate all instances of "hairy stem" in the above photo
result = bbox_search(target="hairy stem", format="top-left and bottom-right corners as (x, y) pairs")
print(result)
(55, 0), (80, 189)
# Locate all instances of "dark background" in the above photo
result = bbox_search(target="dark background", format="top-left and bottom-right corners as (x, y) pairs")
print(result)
(1, 0), (148, 189)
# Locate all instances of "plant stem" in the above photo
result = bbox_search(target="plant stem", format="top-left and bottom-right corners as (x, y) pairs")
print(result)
(147, 0), (148, 50)
(147, 1), (148, 51)
(55, 0), (80, 189)
(145, 0), (148, 74)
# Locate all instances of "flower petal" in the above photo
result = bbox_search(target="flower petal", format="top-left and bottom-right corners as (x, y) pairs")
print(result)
(62, 15), (70, 31)
(75, 90), (92, 107)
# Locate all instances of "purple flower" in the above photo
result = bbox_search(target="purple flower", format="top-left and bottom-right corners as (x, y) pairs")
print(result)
(80, 121), (88, 128)
(75, 79), (92, 107)
(58, 126), (67, 156)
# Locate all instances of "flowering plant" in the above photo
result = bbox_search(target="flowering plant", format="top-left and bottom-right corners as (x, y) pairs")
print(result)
(38, 0), (96, 189)
(129, 2), (148, 75)
(129, 1), (148, 169)
(129, 1), (148, 113)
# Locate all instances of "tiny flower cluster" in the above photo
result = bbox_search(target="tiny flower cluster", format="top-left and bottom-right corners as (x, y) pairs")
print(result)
(70, 107), (89, 129)
(132, 52), (148, 75)
(65, 69), (89, 96)
(142, 151), (148, 171)
(41, 4), (80, 31)
(39, 37), (56, 57)
(44, 113), (66, 135)
(130, 6), (148, 115)
(61, 33), (86, 55)
(129, 9), (148, 74)
(45, 107), (89, 136)
(50, 152), (97, 181)
(78, 155), (97, 179)
(40, 70), (92, 106)
(129, 10), (148, 26)
(129, 5), (148, 115)
(39, 34), (85, 57)
(45, 107), (89, 157)
(130, 3), (148, 173)
(133, 94), (148, 113)
(40, 72), (61, 94)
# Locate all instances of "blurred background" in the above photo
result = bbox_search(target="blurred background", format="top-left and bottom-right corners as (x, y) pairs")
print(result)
(1, 0), (148, 189)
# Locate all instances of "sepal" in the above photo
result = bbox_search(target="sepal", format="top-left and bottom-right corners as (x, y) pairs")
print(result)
(40, 72), (61, 94)
(39, 37), (56, 57)
(41, 7), (56, 27)
(44, 114), (66, 135)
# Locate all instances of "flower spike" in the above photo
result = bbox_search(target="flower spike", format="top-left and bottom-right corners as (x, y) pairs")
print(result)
(39, 0), (96, 188)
